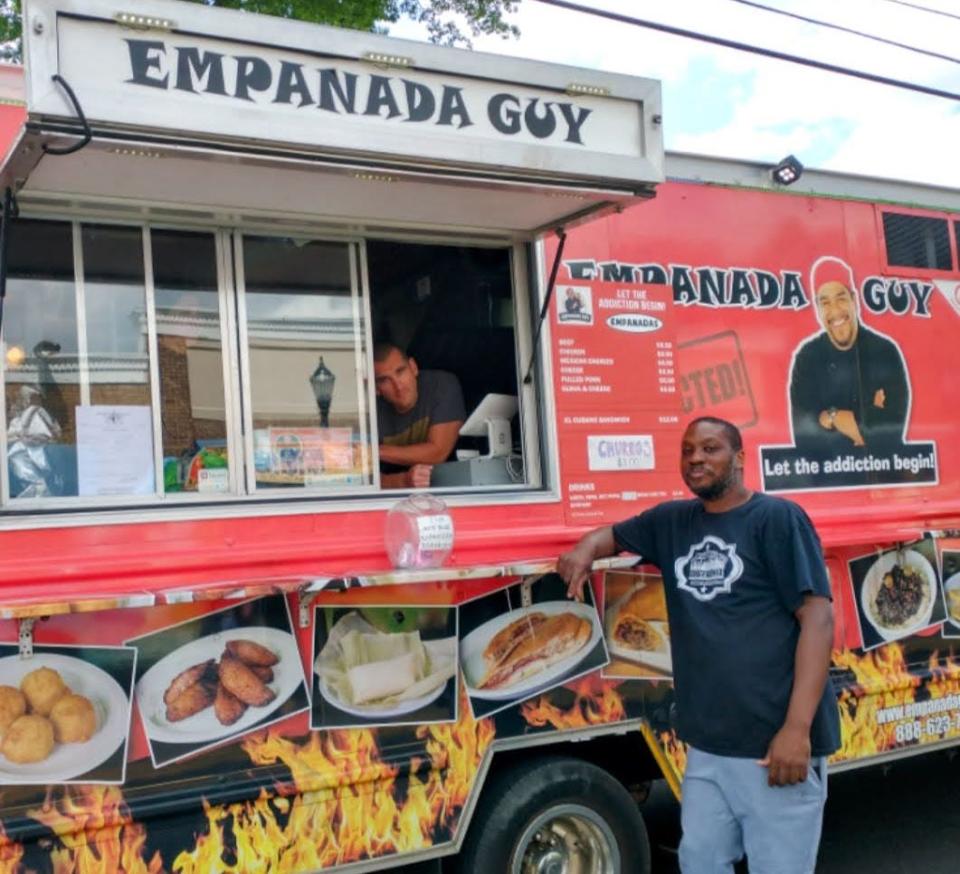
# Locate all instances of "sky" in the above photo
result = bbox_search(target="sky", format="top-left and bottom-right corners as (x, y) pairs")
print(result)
(386, 0), (960, 189)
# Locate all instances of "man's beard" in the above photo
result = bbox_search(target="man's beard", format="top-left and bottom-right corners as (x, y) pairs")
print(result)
(687, 464), (737, 501)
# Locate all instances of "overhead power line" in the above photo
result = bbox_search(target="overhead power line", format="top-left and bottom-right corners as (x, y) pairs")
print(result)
(879, 0), (960, 23)
(729, 0), (959, 66)
(532, 0), (960, 103)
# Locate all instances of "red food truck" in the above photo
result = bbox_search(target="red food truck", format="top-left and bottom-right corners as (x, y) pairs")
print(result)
(0, 1), (958, 872)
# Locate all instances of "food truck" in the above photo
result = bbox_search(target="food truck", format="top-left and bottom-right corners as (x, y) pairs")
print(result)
(0, 0), (959, 871)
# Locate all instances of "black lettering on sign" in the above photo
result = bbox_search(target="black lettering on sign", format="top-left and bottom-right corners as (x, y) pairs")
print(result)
(524, 99), (557, 139)
(233, 55), (272, 101)
(364, 75), (402, 119)
(174, 48), (227, 95)
(274, 61), (313, 106)
(729, 270), (756, 307)
(488, 93), (521, 134)
(126, 39), (168, 89)
(755, 270), (781, 308)
(318, 68), (358, 114)
(696, 268), (726, 307)
(781, 271), (808, 309)
(403, 79), (435, 122)
(556, 102), (592, 144)
(565, 260), (598, 280)
(673, 266), (697, 305)
(437, 86), (472, 128)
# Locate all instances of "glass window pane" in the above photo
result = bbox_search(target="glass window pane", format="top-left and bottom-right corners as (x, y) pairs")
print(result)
(78, 224), (156, 497)
(4, 219), (78, 499)
(883, 212), (951, 270)
(242, 236), (372, 490)
(152, 230), (230, 495)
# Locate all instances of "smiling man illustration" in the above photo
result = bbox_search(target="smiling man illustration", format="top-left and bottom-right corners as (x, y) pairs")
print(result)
(788, 256), (910, 454)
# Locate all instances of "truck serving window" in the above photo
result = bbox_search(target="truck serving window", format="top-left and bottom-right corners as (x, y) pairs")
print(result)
(367, 240), (522, 490)
(1, 219), (532, 510)
(882, 211), (953, 271)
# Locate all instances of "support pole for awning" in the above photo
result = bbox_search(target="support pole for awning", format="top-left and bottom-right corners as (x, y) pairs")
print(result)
(0, 187), (15, 342)
(523, 228), (567, 386)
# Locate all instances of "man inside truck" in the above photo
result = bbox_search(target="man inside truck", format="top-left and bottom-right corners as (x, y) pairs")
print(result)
(789, 255), (910, 454)
(558, 416), (840, 874)
(373, 342), (465, 489)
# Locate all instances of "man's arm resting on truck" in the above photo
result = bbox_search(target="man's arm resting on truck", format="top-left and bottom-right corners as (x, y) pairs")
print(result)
(378, 420), (462, 467)
(558, 526), (619, 601)
(760, 593), (834, 786)
(381, 465), (432, 489)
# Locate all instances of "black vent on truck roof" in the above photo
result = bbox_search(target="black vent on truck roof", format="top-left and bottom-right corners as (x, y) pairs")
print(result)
(882, 211), (952, 270)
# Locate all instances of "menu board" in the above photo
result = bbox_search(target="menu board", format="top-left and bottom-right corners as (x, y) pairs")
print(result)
(550, 279), (685, 524)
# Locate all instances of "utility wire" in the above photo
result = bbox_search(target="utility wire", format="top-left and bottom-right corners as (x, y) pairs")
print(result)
(879, 0), (960, 23)
(532, 0), (960, 102)
(729, 0), (960, 66)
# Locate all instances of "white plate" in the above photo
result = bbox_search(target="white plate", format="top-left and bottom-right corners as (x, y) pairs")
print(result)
(603, 582), (672, 673)
(315, 674), (448, 720)
(607, 621), (672, 673)
(461, 601), (601, 702)
(136, 627), (302, 745)
(0, 653), (129, 784)
(860, 549), (936, 641)
(944, 572), (960, 629)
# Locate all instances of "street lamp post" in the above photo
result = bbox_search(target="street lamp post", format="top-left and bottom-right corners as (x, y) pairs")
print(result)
(309, 356), (336, 428)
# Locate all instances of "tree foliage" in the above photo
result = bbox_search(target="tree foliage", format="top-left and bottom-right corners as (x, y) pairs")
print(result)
(0, 0), (519, 60)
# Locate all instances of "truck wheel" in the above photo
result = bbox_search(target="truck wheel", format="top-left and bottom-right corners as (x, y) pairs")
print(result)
(454, 755), (651, 874)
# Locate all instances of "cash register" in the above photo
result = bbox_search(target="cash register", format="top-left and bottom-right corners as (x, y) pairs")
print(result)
(429, 393), (522, 487)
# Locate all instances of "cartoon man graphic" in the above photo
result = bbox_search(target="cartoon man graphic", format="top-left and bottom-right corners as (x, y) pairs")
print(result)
(789, 256), (910, 454)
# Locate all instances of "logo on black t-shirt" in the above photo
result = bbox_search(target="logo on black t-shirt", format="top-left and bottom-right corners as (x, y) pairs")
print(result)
(674, 536), (744, 601)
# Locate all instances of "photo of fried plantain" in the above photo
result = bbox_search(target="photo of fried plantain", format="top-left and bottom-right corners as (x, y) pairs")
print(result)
(225, 640), (280, 667)
(218, 656), (276, 707)
(213, 683), (248, 726)
(165, 681), (216, 722)
(163, 660), (216, 707)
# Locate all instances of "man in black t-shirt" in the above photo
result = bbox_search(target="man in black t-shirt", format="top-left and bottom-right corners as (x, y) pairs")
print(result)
(374, 342), (465, 489)
(558, 417), (840, 874)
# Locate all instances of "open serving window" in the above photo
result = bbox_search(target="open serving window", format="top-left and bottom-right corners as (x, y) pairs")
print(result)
(0, 0), (663, 514)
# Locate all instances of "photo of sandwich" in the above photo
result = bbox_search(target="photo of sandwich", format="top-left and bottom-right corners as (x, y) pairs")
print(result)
(459, 574), (608, 720)
(602, 571), (673, 679)
(477, 611), (591, 691)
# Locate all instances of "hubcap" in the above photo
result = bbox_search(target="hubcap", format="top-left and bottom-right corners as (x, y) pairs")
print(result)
(511, 803), (620, 874)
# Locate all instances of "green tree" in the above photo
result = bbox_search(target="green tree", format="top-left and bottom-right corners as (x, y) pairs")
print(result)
(0, 0), (519, 60)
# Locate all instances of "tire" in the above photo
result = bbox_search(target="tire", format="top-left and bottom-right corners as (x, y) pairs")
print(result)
(453, 755), (651, 874)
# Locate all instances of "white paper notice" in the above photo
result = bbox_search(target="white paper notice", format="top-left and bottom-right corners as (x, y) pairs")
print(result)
(76, 405), (155, 496)
(416, 514), (455, 552)
(197, 468), (230, 494)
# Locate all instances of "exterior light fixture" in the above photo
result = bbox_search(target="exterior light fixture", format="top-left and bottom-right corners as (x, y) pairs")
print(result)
(110, 147), (163, 159)
(309, 356), (336, 428)
(566, 83), (611, 97)
(362, 52), (414, 69)
(771, 154), (804, 186)
(114, 12), (175, 31)
(353, 172), (397, 184)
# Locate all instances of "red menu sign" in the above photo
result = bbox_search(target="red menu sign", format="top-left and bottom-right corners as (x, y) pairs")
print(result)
(549, 278), (685, 525)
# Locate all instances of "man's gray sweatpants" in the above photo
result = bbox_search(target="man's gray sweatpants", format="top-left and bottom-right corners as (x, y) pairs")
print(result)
(679, 746), (828, 874)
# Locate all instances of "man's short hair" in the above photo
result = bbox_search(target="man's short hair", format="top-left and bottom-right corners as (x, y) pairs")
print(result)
(687, 416), (743, 452)
(373, 341), (406, 363)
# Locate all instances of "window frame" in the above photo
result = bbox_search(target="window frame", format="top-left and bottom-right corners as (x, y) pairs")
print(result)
(0, 207), (549, 520)
(876, 204), (960, 278)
